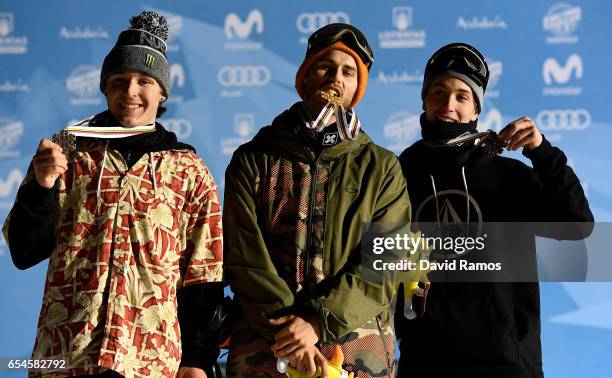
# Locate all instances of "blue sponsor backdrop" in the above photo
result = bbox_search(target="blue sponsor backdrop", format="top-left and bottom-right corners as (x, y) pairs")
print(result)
(0, 1), (610, 376)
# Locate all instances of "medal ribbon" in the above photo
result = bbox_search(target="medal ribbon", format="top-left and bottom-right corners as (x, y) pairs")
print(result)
(306, 102), (361, 141)
(62, 115), (156, 138)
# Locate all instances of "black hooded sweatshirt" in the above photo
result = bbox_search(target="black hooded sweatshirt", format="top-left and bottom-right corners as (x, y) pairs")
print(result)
(395, 118), (593, 378)
(7, 111), (223, 375)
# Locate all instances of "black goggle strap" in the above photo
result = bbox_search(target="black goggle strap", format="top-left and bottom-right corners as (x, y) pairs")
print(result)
(309, 28), (373, 67)
(430, 45), (488, 79)
(446, 56), (487, 87)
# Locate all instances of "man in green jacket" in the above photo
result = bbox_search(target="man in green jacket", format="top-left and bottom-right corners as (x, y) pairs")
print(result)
(223, 23), (411, 378)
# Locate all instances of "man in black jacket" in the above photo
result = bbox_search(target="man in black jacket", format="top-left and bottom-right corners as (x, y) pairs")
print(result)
(395, 42), (593, 377)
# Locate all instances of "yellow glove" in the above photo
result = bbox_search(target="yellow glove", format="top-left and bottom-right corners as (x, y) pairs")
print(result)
(277, 345), (354, 378)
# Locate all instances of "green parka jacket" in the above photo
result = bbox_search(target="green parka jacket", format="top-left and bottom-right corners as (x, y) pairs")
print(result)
(223, 103), (411, 377)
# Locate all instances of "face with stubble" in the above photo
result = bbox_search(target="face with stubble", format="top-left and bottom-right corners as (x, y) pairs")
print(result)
(301, 49), (359, 118)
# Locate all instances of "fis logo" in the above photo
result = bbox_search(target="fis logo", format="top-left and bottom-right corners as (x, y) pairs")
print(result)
(225, 9), (264, 39)
(543, 54), (582, 84)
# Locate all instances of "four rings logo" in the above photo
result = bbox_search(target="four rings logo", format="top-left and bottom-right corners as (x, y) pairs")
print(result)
(296, 12), (350, 34)
(217, 65), (271, 87)
(536, 109), (591, 131)
(225, 9), (264, 39)
(165, 118), (192, 139)
(543, 54), (582, 84)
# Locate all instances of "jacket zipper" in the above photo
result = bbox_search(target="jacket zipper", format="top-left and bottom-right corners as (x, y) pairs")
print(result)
(376, 315), (392, 377)
(304, 162), (318, 281)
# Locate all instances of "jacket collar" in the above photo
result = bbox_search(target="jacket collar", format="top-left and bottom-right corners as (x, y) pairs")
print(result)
(250, 102), (372, 162)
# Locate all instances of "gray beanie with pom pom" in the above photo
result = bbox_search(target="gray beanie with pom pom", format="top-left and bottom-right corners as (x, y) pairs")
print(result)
(100, 11), (171, 96)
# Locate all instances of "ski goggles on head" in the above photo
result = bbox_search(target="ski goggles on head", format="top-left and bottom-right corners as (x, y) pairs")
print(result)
(427, 43), (489, 90)
(307, 23), (374, 70)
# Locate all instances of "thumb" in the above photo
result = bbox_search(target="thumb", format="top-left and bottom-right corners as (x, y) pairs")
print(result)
(268, 315), (295, 325)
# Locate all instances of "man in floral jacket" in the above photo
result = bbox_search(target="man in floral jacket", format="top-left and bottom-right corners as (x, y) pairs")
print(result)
(3, 11), (222, 378)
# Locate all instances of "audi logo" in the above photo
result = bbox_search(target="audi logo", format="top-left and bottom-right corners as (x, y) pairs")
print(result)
(164, 118), (192, 138)
(536, 109), (591, 131)
(217, 65), (271, 87)
(296, 12), (350, 34)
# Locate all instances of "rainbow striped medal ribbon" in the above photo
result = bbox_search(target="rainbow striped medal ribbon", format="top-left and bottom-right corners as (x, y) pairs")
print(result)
(51, 115), (156, 153)
(308, 90), (361, 140)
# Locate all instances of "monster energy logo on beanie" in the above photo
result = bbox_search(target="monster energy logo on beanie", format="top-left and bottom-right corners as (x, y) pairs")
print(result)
(100, 11), (171, 96)
(145, 54), (155, 67)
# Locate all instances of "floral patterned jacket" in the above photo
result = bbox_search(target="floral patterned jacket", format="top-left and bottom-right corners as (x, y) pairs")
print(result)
(3, 139), (223, 377)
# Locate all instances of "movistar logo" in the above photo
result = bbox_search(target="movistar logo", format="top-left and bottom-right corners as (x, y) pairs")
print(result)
(145, 54), (155, 67)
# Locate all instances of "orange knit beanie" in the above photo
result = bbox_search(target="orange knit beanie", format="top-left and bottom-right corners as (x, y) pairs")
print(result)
(295, 41), (368, 109)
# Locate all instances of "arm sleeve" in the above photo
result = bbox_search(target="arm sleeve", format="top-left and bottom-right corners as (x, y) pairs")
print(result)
(178, 162), (224, 368)
(178, 282), (224, 371)
(523, 135), (594, 237)
(311, 158), (412, 343)
(222, 150), (295, 341)
(2, 170), (59, 270)
(180, 165), (223, 286)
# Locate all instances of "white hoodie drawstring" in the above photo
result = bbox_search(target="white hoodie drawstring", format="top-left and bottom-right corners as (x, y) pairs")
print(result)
(429, 175), (441, 226)
(97, 141), (109, 198)
(461, 166), (470, 227)
(430, 169), (471, 228)
(149, 152), (157, 192)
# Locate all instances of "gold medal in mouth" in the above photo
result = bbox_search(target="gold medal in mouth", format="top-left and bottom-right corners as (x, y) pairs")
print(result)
(320, 89), (342, 106)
